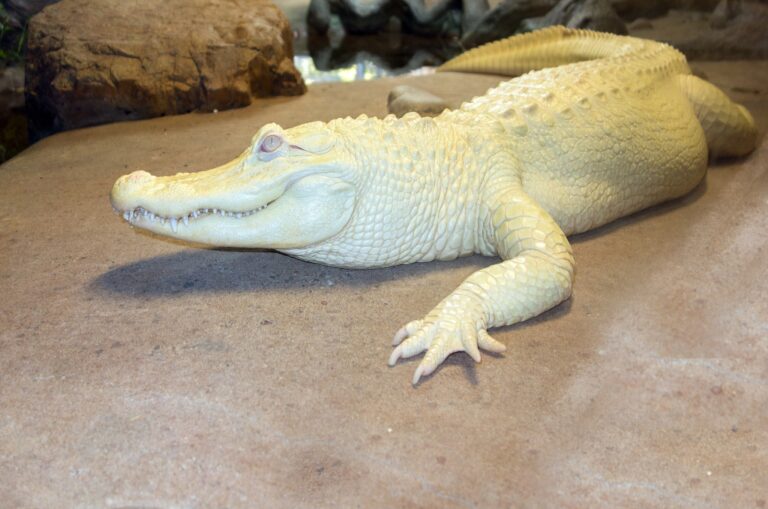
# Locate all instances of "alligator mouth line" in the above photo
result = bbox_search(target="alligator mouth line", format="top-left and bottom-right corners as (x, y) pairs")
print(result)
(114, 203), (272, 232)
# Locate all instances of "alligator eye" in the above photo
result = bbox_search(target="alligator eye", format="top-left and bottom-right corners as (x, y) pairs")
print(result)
(259, 134), (283, 153)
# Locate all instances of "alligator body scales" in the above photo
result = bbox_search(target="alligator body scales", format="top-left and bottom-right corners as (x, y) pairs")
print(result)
(111, 27), (757, 384)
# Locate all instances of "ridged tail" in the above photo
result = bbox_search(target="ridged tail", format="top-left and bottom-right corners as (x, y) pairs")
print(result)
(438, 26), (651, 77)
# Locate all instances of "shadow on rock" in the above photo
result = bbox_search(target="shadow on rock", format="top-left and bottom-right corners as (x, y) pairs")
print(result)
(91, 248), (494, 298)
(92, 180), (710, 300)
(570, 177), (708, 244)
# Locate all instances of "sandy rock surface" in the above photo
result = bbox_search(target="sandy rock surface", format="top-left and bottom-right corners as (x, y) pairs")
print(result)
(1, 64), (767, 508)
(24, 0), (306, 137)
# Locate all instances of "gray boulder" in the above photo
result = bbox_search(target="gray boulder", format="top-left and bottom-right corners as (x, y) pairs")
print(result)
(460, 0), (555, 48)
(25, 0), (306, 137)
(1, 0), (60, 28)
(520, 0), (627, 34)
(680, 0), (768, 58)
(308, 0), (395, 34)
(307, 0), (334, 33)
(460, 0), (724, 48)
(306, 0), (485, 36)
(709, 0), (741, 27)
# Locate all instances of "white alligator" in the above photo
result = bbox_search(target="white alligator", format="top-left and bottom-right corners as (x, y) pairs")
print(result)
(111, 27), (757, 384)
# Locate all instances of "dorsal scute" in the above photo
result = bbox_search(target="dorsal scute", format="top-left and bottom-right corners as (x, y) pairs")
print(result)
(439, 26), (688, 80)
(440, 27), (692, 124)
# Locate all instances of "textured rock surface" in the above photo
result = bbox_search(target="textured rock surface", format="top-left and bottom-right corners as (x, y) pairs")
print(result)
(25, 0), (306, 136)
(520, 0), (628, 34)
(460, 0), (721, 47)
(612, 0), (720, 18)
(0, 63), (767, 508)
(709, 0), (741, 27)
(460, 0), (556, 47)
(630, 2), (768, 59)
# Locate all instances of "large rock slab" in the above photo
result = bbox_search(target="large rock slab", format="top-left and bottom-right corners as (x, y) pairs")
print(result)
(25, 0), (306, 136)
(0, 64), (766, 507)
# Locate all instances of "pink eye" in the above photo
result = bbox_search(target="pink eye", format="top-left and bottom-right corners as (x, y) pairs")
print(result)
(260, 134), (282, 153)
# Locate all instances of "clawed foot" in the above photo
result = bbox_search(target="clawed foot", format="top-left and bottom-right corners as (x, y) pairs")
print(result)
(388, 318), (506, 385)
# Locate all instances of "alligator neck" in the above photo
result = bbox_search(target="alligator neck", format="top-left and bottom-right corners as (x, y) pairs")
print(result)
(281, 115), (511, 268)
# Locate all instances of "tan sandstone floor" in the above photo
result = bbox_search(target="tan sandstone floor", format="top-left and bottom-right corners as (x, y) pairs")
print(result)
(1, 64), (767, 508)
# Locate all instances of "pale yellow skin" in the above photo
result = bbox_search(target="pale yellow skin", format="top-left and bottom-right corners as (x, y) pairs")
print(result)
(111, 27), (757, 384)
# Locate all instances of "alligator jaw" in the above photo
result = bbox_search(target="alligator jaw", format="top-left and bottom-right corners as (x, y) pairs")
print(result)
(115, 203), (272, 234)
(111, 120), (360, 249)
(112, 169), (355, 249)
(111, 159), (356, 249)
(108, 152), (292, 245)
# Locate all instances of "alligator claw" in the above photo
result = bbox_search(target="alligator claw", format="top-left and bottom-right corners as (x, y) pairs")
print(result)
(389, 316), (504, 385)
(392, 319), (423, 346)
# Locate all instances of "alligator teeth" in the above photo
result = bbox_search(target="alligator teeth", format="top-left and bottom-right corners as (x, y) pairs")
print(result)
(120, 203), (272, 228)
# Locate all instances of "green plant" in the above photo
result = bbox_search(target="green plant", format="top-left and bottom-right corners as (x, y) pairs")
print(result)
(0, 4), (27, 65)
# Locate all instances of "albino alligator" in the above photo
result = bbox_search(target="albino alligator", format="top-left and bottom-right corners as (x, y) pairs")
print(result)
(111, 27), (757, 384)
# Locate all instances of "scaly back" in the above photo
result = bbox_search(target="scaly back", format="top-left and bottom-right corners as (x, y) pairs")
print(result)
(435, 26), (757, 233)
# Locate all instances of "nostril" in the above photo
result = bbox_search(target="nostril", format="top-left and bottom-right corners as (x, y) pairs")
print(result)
(126, 170), (154, 184)
(116, 170), (155, 192)
(112, 171), (155, 209)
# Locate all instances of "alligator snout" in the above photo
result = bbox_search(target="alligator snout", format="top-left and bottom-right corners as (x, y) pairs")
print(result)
(120, 170), (155, 187)
(113, 170), (155, 196)
(111, 170), (157, 211)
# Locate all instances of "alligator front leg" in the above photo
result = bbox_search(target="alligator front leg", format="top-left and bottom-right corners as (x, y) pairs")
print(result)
(389, 183), (575, 384)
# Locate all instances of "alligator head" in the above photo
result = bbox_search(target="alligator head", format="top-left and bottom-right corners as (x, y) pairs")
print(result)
(110, 121), (357, 249)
